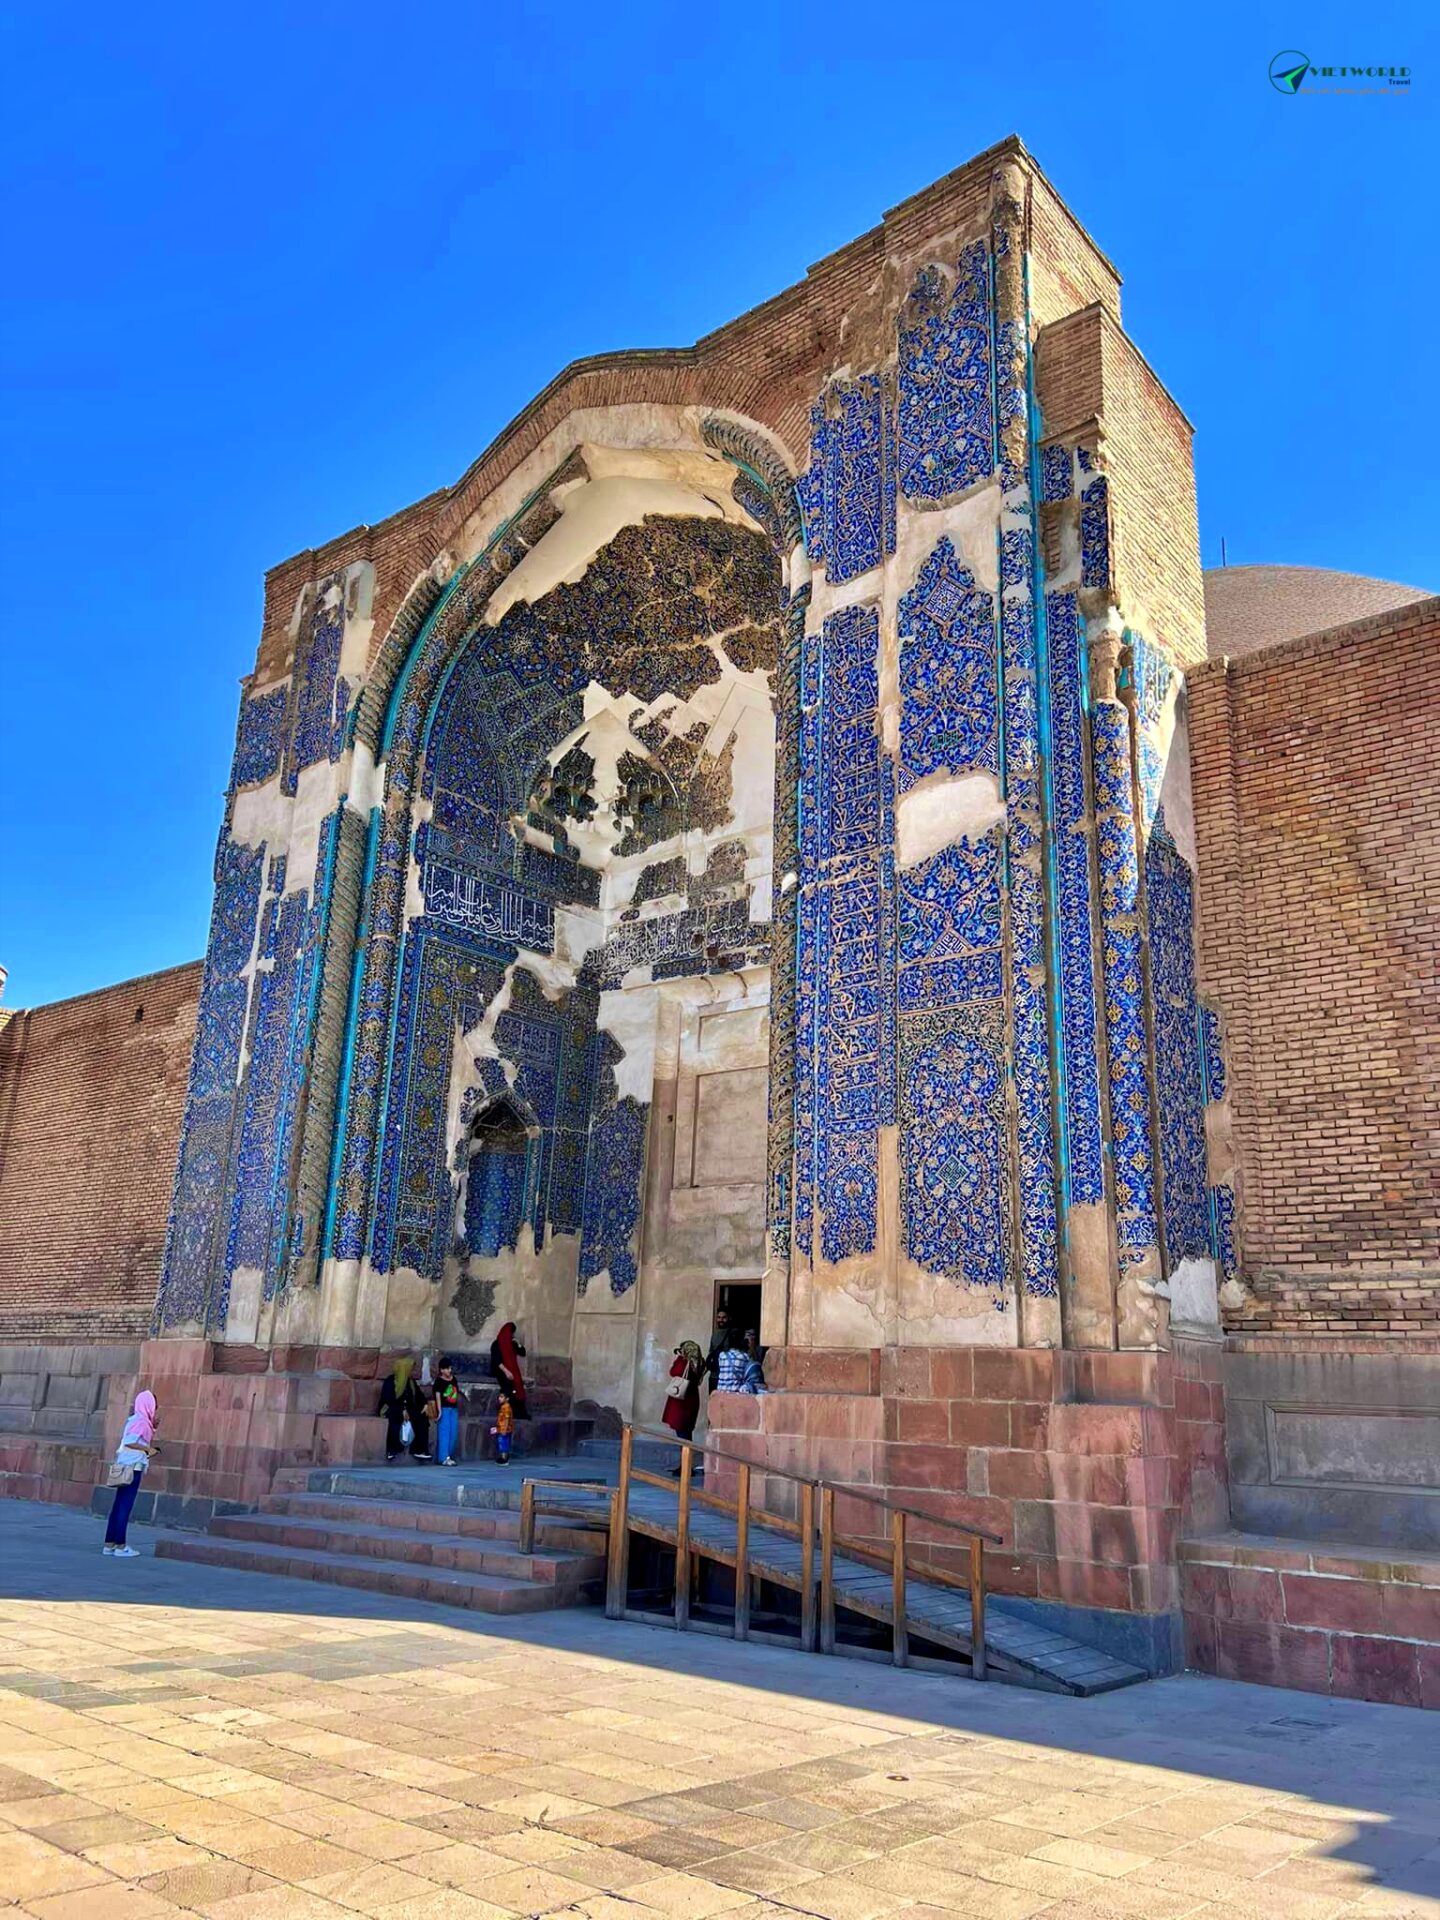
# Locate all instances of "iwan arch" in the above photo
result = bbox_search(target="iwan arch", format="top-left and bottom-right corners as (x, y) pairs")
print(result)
(163, 143), (1214, 1408)
(10, 137), (1437, 1688)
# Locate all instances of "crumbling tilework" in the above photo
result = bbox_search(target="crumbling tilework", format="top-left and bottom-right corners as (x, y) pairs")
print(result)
(156, 839), (265, 1327)
(227, 889), (313, 1286)
(898, 244), (993, 501)
(578, 1032), (647, 1295)
(897, 837), (1003, 1011)
(1047, 591), (1106, 1207)
(1081, 475), (1111, 590)
(1147, 825), (1211, 1266)
(1130, 632), (1177, 836)
(898, 537), (999, 788)
(232, 687), (287, 791)
(813, 377), (896, 585)
(1001, 525), (1059, 1297)
(1094, 700), (1158, 1267)
(286, 597), (344, 793)
(901, 1003), (1010, 1294)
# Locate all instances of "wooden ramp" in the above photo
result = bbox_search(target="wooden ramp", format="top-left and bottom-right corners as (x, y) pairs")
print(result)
(522, 1427), (1149, 1698)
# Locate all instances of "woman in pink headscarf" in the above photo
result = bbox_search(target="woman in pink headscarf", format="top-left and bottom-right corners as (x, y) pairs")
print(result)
(104, 1390), (157, 1558)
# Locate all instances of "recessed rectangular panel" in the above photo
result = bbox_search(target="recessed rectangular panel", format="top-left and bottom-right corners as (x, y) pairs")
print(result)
(1266, 1405), (1440, 1492)
(692, 1067), (768, 1188)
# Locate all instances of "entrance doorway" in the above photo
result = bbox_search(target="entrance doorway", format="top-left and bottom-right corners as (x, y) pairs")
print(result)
(715, 1282), (762, 1347)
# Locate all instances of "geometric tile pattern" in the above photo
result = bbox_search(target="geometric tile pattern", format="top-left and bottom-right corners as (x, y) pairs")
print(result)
(156, 839), (265, 1328)
(1146, 825), (1211, 1267)
(897, 537), (999, 788)
(285, 594), (345, 794)
(232, 687), (288, 791)
(1094, 698), (1158, 1267)
(1046, 590), (1106, 1208)
(578, 1033), (648, 1296)
(807, 376), (896, 585)
(901, 1002), (1010, 1294)
(898, 243), (993, 501)
(1129, 631), (1177, 837)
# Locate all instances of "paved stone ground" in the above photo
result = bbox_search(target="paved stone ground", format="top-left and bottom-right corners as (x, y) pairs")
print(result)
(1, 1501), (1437, 1920)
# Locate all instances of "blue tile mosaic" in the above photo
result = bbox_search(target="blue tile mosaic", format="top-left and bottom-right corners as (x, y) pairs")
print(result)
(233, 687), (288, 790)
(897, 835), (1003, 1012)
(898, 243), (993, 501)
(816, 377), (895, 584)
(156, 838), (265, 1328)
(286, 597), (344, 793)
(227, 889), (311, 1282)
(1200, 1002), (1226, 1104)
(1093, 700), (1158, 1266)
(1046, 590), (1106, 1208)
(898, 537), (999, 788)
(901, 1004), (1010, 1295)
(578, 1033), (648, 1296)
(1128, 632), (1177, 836)
(1146, 826), (1210, 1265)
(1081, 475), (1111, 590)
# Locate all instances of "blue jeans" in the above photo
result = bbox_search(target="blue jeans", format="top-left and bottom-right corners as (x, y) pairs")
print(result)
(436, 1406), (459, 1463)
(105, 1470), (143, 1546)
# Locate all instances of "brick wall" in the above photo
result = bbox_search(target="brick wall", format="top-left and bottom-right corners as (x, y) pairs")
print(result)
(0, 962), (201, 1340)
(251, 138), (1132, 688)
(1190, 599), (1440, 1331)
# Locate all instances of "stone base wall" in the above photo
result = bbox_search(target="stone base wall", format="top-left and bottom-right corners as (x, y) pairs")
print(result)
(707, 1338), (1227, 1672)
(1181, 1534), (1440, 1708)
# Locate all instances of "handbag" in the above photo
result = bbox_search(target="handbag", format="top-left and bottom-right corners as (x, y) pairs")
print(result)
(665, 1376), (688, 1401)
(105, 1463), (135, 1488)
(399, 1415), (414, 1447)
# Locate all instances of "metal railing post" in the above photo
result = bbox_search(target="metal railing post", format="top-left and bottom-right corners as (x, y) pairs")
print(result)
(605, 1425), (633, 1620)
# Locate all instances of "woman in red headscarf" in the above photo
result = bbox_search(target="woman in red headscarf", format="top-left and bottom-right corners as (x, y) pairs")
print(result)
(489, 1322), (529, 1420)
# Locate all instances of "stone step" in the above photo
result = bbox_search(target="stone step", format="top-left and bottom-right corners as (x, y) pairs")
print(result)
(155, 1532), (595, 1614)
(210, 1512), (606, 1587)
(261, 1490), (606, 1554)
(270, 1461), (616, 1514)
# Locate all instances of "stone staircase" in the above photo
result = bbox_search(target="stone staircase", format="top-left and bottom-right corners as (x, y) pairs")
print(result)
(155, 1463), (610, 1614)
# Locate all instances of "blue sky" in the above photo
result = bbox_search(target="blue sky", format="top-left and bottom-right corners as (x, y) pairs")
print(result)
(1, 1), (1435, 1007)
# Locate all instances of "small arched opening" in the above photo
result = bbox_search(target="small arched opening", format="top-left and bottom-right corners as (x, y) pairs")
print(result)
(461, 1096), (535, 1260)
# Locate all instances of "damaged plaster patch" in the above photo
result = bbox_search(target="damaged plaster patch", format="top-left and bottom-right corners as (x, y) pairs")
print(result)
(1167, 1254), (1221, 1336)
(895, 769), (1005, 871)
(485, 445), (753, 626)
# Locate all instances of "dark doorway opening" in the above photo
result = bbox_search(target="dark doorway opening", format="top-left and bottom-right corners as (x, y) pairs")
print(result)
(715, 1282), (762, 1346)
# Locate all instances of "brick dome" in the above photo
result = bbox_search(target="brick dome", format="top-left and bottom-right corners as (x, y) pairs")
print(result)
(1203, 563), (1430, 659)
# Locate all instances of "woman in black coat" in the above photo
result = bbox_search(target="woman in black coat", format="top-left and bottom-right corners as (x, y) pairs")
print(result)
(377, 1358), (431, 1460)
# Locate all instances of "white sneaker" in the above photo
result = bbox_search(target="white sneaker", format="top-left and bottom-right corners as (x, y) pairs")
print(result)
(110, 1546), (139, 1558)
(102, 1544), (115, 1555)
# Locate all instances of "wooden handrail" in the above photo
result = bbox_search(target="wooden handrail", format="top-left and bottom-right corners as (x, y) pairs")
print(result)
(822, 1478), (1003, 1546)
(608, 1421), (989, 1680)
(517, 1476), (610, 1552)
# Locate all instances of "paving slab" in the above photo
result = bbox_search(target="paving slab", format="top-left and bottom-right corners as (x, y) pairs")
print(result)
(0, 1499), (1437, 1920)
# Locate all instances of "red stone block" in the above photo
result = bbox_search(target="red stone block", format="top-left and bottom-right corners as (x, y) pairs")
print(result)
(1174, 1379), (1212, 1424)
(710, 1393), (761, 1431)
(883, 1441), (966, 1491)
(1009, 1400), (1051, 1449)
(1047, 1402), (1147, 1457)
(1073, 1351), (1167, 1405)
(782, 1349), (873, 1394)
(881, 1348), (933, 1398)
(986, 1449), (1052, 1500)
(1420, 1643), (1440, 1710)
(1216, 1620), (1331, 1695)
(929, 1350), (974, 1400)
(1041, 1557), (1134, 1611)
(1124, 1454), (1172, 1507)
(1380, 1582), (1440, 1643)
(895, 1399), (950, 1443)
(1184, 1610), (1219, 1672)
(1330, 1633), (1422, 1707)
(1130, 1563), (1179, 1612)
(986, 1550), (1040, 1596)
(1227, 1566), (1286, 1623)
(972, 1348), (1056, 1403)
(948, 1400), (1011, 1447)
(1282, 1572), (1384, 1634)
